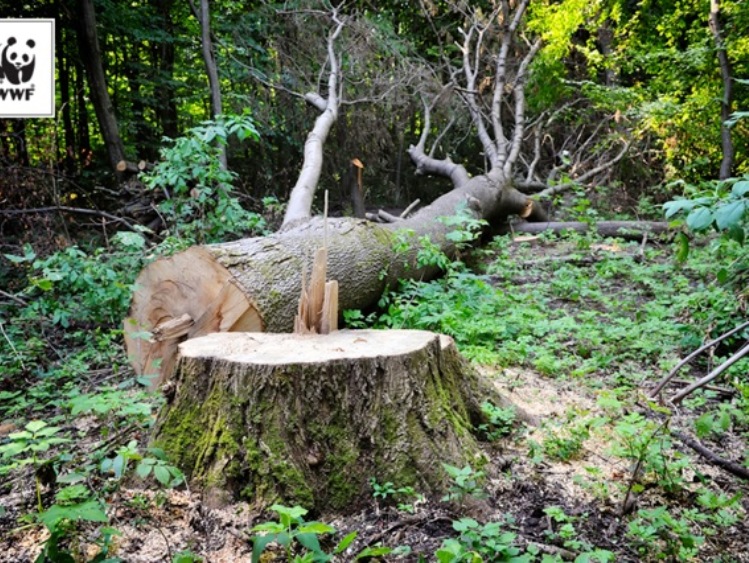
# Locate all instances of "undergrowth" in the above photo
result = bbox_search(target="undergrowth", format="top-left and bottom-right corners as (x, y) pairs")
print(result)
(2, 195), (748, 559)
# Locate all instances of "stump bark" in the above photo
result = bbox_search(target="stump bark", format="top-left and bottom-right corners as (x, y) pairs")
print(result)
(150, 329), (503, 511)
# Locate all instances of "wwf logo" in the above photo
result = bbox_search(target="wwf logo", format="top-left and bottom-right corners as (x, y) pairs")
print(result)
(0, 36), (36, 85)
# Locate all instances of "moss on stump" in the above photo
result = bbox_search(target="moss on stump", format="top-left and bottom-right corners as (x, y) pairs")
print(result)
(150, 329), (501, 511)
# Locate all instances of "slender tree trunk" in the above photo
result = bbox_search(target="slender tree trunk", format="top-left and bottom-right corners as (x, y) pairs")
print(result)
(709, 0), (734, 180)
(74, 59), (91, 166)
(12, 121), (29, 166)
(155, 0), (179, 140)
(124, 44), (151, 159)
(192, 0), (227, 169)
(77, 0), (127, 173)
(57, 20), (76, 173)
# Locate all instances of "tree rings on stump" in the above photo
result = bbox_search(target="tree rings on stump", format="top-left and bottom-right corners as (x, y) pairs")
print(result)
(150, 329), (500, 511)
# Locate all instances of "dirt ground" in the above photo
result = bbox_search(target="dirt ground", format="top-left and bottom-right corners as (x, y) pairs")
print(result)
(2, 364), (747, 562)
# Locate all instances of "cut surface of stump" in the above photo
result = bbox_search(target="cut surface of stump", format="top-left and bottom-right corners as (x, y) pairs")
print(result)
(150, 329), (501, 511)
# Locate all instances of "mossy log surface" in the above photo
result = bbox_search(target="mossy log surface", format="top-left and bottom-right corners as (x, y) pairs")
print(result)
(150, 329), (501, 511)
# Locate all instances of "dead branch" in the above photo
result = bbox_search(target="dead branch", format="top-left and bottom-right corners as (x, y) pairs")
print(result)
(649, 320), (749, 398)
(407, 96), (470, 188)
(0, 289), (28, 307)
(525, 141), (631, 197)
(499, 220), (672, 240)
(0, 205), (139, 231)
(673, 430), (749, 480)
(282, 9), (345, 228)
(400, 199), (421, 218)
(670, 342), (749, 404)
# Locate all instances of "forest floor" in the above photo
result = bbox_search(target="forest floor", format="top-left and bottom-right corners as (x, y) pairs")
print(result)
(1, 231), (748, 562)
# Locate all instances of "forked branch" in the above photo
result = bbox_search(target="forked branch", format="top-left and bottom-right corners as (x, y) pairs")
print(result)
(282, 10), (345, 228)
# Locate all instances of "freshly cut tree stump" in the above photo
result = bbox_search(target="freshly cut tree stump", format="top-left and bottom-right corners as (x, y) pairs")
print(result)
(150, 329), (503, 510)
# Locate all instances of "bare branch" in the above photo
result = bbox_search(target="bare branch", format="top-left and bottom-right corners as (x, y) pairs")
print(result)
(503, 38), (542, 175)
(670, 341), (749, 404)
(459, 20), (498, 166)
(408, 97), (470, 188)
(532, 140), (631, 197)
(0, 205), (139, 231)
(493, 0), (531, 166)
(282, 10), (346, 228)
(673, 430), (749, 480)
(649, 320), (749, 398)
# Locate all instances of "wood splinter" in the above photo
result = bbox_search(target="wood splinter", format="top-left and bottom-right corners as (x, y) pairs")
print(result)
(294, 191), (339, 334)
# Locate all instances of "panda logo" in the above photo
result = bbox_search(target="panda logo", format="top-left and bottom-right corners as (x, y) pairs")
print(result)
(0, 37), (36, 85)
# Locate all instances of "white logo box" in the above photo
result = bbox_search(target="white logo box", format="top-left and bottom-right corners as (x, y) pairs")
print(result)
(0, 19), (55, 118)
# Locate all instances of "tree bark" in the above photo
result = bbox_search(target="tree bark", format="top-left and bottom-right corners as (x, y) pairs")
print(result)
(497, 220), (673, 240)
(125, 171), (545, 384)
(282, 14), (345, 227)
(189, 0), (227, 170)
(709, 0), (734, 180)
(150, 330), (504, 510)
(77, 0), (127, 173)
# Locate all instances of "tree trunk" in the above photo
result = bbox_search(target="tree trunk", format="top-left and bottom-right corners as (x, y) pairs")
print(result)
(196, 0), (227, 170)
(709, 0), (734, 180)
(149, 330), (504, 510)
(124, 176), (544, 384)
(78, 0), (127, 173)
(497, 220), (673, 240)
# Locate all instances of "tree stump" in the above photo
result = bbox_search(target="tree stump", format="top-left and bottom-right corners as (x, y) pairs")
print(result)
(150, 329), (503, 511)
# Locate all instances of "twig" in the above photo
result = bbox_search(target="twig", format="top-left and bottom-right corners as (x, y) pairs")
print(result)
(672, 430), (749, 480)
(649, 320), (749, 397)
(667, 379), (735, 397)
(0, 288), (28, 307)
(360, 513), (447, 550)
(400, 199), (421, 219)
(0, 319), (25, 371)
(670, 341), (749, 404)
(0, 205), (139, 231)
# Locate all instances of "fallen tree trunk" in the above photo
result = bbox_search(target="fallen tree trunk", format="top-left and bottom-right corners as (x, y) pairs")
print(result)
(150, 329), (505, 510)
(498, 220), (673, 240)
(125, 177), (545, 384)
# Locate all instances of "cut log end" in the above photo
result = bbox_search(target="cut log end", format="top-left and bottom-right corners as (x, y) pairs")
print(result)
(124, 247), (262, 387)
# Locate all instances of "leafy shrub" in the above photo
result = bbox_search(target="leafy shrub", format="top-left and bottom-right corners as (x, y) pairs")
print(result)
(142, 113), (267, 244)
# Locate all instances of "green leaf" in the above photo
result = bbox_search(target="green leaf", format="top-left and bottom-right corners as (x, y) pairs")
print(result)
(112, 455), (126, 479)
(0, 441), (27, 458)
(251, 533), (277, 563)
(26, 420), (48, 433)
(452, 517), (479, 532)
(335, 531), (358, 554)
(715, 200), (745, 230)
(731, 180), (749, 198)
(38, 500), (108, 532)
(296, 532), (323, 553)
(726, 225), (745, 245)
(686, 207), (714, 231)
(251, 522), (285, 534)
(271, 504), (307, 524)
(663, 199), (694, 219)
(135, 461), (153, 479)
(694, 413), (714, 439)
(297, 522), (336, 535)
(355, 546), (394, 559)
(154, 464), (171, 485)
